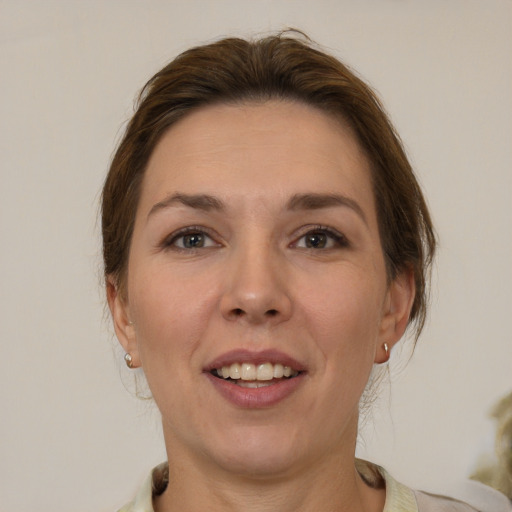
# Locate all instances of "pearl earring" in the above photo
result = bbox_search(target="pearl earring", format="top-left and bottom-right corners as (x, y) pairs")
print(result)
(124, 353), (133, 369)
(383, 343), (390, 362)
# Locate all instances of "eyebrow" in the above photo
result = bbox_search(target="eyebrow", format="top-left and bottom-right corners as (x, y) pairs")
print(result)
(287, 193), (367, 224)
(147, 193), (225, 220)
(147, 191), (367, 224)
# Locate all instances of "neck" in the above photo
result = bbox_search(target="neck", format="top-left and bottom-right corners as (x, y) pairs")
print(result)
(154, 433), (385, 512)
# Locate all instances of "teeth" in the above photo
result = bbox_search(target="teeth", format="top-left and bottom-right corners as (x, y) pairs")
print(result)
(229, 363), (241, 379)
(257, 363), (273, 381)
(241, 363), (256, 380)
(215, 362), (299, 381)
(273, 363), (284, 378)
(236, 381), (274, 388)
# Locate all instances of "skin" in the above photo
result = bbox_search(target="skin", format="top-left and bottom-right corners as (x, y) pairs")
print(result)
(108, 100), (414, 512)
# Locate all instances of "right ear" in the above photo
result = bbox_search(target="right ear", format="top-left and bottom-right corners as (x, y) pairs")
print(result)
(106, 277), (140, 368)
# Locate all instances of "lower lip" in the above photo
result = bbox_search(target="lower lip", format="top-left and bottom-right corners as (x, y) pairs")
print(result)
(205, 372), (305, 408)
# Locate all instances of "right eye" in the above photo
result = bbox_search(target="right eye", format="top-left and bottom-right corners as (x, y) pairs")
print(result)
(163, 227), (219, 251)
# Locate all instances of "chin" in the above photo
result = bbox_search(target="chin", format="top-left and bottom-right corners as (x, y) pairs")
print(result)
(205, 423), (311, 479)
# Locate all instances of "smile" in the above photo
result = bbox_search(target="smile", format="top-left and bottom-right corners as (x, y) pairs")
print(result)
(205, 352), (305, 407)
(212, 362), (300, 386)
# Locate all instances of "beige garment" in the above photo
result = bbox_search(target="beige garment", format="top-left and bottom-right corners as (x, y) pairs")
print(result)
(117, 460), (511, 512)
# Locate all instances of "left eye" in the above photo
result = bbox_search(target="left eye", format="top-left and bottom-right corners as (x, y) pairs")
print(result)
(294, 229), (347, 249)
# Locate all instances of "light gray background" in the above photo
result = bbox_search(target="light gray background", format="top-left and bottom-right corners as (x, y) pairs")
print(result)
(1, 1), (511, 510)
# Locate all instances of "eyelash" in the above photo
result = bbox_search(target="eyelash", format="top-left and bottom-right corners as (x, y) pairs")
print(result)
(292, 225), (350, 250)
(160, 225), (349, 252)
(161, 226), (219, 252)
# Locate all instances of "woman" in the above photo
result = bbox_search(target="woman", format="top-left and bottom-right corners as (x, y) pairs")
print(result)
(102, 32), (509, 512)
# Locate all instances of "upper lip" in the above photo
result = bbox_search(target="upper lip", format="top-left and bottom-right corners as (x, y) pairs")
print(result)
(204, 349), (306, 373)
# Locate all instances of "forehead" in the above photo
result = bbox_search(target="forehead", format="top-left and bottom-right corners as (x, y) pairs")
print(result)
(140, 100), (375, 216)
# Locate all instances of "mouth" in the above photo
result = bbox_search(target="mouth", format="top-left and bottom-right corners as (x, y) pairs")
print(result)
(211, 362), (301, 388)
(204, 350), (306, 407)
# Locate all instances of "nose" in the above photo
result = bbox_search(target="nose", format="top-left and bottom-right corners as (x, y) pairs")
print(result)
(220, 243), (293, 325)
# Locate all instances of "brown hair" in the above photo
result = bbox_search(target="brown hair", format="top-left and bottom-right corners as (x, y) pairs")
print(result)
(102, 30), (436, 339)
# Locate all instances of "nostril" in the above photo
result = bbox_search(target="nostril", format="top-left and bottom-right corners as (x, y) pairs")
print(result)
(225, 307), (282, 321)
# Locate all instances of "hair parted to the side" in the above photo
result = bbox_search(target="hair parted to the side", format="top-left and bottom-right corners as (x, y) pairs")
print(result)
(101, 30), (436, 341)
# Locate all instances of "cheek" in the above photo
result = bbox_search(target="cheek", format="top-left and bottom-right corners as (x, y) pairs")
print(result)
(128, 264), (217, 366)
(301, 270), (384, 341)
(297, 267), (385, 386)
(126, 267), (220, 421)
(291, 272), (384, 441)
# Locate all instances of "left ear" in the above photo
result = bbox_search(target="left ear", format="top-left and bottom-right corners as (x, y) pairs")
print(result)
(375, 268), (415, 363)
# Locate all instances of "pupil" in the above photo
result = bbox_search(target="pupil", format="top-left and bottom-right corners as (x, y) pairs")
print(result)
(184, 233), (204, 248)
(306, 232), (326, 248)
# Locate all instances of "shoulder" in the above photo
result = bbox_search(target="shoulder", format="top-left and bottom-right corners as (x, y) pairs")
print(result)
(116, 463), (168, 512)
(357, 460), (511, 512)
(414, 481), (511, 512)
(414, 487), (511, 512)
(116, 469), (152, 512)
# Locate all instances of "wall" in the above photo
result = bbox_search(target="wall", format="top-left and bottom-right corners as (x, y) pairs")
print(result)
(0, 1), (510, 510)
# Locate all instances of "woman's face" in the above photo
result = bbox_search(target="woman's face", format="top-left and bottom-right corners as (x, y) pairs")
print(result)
(109, 100), (412, 477)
